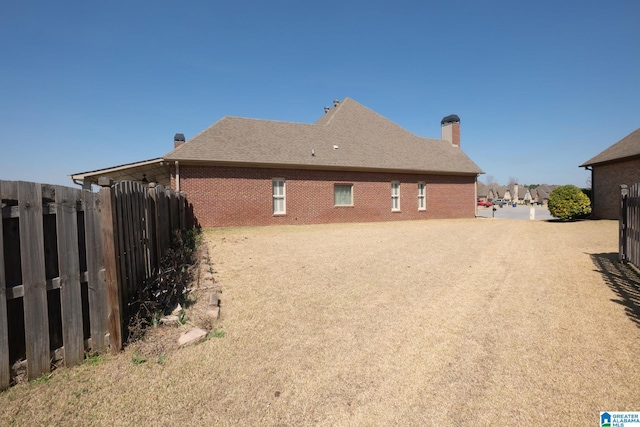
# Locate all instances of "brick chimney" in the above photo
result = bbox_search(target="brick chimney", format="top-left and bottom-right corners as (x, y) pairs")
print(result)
(441, 115), (460, 147)
(174, 133), (185, 148)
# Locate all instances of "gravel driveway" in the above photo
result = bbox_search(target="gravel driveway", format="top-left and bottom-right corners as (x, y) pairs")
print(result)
(1, 218), (638, 426)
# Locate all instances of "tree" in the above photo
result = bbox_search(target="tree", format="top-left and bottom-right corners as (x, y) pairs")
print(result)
(547, 185), (591, 220)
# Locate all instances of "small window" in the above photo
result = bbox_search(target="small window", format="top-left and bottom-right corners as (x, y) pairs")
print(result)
(334, 184), (353, 206)
(272, 178), (285, 214)
(418, 182), (426, 210)
(391, 181), (400, 211)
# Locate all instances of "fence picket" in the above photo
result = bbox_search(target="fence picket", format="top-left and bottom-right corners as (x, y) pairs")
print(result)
(55, 186), (84, 367)
(147, 184), (158, 275)
(18, 181), (50, 380)
(156, 185), (169, 258)
(170, 190), (178, 234)
(83, 190), (107, 352)
(131, 182), (146, 288)
(0, 182), (10, 390)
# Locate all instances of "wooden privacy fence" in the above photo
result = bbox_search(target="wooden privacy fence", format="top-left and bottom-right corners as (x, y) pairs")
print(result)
(0, 179), (189, 389)
(620, 183), (640, 269)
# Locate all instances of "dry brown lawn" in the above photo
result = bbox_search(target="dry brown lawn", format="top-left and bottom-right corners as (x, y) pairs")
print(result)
(1, 218), (639, 426)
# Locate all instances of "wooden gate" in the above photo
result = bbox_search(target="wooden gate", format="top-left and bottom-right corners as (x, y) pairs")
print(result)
(620, 183), (640, 269)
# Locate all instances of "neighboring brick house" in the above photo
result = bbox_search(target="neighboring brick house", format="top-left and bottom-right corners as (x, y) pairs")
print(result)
(476, 181), (489, 202)
(72, 98), (483, 227)
(486, 183), (506, 201)
(580, 128), (640, 219)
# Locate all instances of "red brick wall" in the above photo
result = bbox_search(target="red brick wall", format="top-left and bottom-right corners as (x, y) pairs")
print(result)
(452, 123), (460, 147)
(592, 158), (640, 219)
(172, 165), (477, 227)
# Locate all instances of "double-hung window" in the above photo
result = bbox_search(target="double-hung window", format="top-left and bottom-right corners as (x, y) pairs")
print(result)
(334, 184), (353, 206)
(418, 182), (426, 210)
(272, 178), (285, 214)
(391, 181), (400, 211)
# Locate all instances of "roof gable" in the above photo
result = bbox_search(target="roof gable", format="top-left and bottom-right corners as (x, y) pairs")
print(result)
(164, 98), (483, 175)
(581, 128), (640, 167)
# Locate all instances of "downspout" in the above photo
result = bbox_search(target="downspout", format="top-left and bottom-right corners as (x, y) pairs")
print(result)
(175, 161), (180, 192)
(475, 175), (479, 217)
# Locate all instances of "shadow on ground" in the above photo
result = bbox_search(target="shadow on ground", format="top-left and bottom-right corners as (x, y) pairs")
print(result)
(591, 253), (640, 329)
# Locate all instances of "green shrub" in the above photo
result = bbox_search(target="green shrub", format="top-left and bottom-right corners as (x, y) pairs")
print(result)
(548, 185), (591, 220)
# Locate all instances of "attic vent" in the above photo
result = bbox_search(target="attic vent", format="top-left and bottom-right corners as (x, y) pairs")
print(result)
(324, 106), (330, 114)
(333, 145), (339, 150)
(333, 99), (340, 107)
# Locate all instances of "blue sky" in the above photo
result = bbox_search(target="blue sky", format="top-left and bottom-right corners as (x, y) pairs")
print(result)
(1, 1), (639, 187)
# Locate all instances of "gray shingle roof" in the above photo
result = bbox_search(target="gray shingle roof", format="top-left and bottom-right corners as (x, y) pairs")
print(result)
(476, 181), (488, 198)
(164, 98), (483, 175)
(580, 128), (640, 167)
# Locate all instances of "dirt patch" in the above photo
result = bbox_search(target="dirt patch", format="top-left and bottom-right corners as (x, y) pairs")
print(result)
(1, 219), (639, 426)
(126, 241), (222, 362)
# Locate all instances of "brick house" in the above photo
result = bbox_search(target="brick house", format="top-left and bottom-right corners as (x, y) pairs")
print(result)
(71, 98), (483, 227)
(580, 127), (640, 219)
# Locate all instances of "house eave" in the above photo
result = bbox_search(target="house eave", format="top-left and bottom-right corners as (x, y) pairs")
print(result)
(580, 153), (640, 168)
(173, 159), (482, 176)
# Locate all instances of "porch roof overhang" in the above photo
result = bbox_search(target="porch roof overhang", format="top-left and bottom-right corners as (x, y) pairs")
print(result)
(69, 158), (171, 188)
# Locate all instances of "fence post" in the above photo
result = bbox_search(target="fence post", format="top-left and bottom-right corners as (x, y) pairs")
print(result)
(620, 184), (628, 262)
(99, 177), (123, 354)
(0, 182), (9, 390)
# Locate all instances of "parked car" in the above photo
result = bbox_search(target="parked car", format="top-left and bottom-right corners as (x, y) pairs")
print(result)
(477, 200), (492, 207)
(492, 199), (508, 206)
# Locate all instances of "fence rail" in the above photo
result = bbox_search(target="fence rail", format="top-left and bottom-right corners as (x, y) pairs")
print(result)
(0, 179), (189, 389)
(620, 183), (640, 269)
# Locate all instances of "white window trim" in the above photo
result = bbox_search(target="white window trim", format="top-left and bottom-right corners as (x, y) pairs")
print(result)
(272, 178), (286, 215)
(334, 184), (354, 207)
(391, 181), (400, 212)
(418, 182), (426, 211)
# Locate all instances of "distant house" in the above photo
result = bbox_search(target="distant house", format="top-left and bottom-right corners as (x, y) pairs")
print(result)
(531, 184), (557, 205)
(513, 184), (531, 204)
(580, 128), (640, 219)
(486, 183), (506, 201)
(521, 187), (533, 204)
(71, 98), (484, 227)
(476, 181), (489, 202)
(505, 183), (531, 205)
